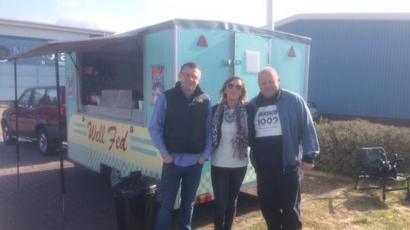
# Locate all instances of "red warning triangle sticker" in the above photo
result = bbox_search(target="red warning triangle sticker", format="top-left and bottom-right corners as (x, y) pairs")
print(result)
(288, 46), (296, 57)
(197, 35), (208, 47)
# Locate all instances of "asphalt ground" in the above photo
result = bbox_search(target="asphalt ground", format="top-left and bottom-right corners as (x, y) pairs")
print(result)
(0, 141), (118, 230)
(0, 106), (261, 230)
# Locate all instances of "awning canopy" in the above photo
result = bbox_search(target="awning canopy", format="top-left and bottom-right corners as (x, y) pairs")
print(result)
(7, 35), (136, 60)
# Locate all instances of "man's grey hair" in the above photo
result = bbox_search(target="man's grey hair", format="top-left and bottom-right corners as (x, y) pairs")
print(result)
(258, 67), (280, 80)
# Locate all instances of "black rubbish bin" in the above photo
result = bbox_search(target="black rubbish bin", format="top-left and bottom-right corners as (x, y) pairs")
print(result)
(114, 171), (159, 230)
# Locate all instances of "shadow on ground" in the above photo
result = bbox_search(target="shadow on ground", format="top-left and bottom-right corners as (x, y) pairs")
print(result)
(192, 193), (260, 229)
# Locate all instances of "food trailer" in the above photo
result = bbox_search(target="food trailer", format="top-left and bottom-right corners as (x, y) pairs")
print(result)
(11, 19), (311, 207)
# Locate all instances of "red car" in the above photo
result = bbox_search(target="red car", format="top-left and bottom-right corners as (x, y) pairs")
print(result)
(1, 86), (66, 154)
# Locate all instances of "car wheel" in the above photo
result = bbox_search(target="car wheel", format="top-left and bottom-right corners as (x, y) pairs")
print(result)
(2, 122), (15, 145)
(37, 128), (55, 154)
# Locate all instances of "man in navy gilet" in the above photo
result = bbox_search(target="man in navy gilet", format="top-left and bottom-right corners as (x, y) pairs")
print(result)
(247, 67), (320, 230)
(149, 62), (211, 230)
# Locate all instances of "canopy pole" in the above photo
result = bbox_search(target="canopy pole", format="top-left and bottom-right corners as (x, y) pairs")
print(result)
(13, 60), (20, 189)
(54, 53), (66, 228)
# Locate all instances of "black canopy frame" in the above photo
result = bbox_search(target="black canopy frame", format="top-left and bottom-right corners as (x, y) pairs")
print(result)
(11, 53), (66, 227)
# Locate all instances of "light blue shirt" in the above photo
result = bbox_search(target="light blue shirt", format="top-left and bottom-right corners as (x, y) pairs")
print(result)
(149, 93), (212, 167)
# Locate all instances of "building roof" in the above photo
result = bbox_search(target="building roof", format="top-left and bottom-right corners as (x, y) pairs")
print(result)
(0, 17), (114, 37)
(276, 13), (410, 27)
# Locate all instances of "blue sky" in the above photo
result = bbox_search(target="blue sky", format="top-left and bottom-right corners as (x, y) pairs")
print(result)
(1, 0), (409, 33)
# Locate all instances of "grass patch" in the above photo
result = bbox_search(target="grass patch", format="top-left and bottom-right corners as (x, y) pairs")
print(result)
(246, 170), (410, 230)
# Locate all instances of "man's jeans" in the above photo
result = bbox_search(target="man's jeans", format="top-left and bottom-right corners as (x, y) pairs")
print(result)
(155, 163), (203, 230)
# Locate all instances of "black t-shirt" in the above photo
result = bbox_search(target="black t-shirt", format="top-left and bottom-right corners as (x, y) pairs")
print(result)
(253, 94), (284, 170)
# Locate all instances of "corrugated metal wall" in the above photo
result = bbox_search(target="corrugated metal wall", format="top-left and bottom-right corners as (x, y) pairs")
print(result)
(277, 19), (410, 120)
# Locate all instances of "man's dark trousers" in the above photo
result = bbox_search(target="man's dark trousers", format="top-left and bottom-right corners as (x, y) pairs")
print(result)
(256, 164), (302, 230)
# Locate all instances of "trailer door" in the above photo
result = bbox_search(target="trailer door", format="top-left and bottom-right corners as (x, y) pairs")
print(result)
(234, 32), (270, 99)
(178, 29), (232, 104)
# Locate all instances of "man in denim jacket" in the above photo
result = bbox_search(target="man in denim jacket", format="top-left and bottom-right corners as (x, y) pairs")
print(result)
(247, 67), (320, 230)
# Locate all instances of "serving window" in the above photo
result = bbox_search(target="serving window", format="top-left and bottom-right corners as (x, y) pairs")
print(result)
(78, 37), (145, 124)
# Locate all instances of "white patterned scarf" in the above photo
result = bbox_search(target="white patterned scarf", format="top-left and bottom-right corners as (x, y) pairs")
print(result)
(211, 103), (248, 159)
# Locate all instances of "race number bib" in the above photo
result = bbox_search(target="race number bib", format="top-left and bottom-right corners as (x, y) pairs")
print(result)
(254, 105), (282, 137)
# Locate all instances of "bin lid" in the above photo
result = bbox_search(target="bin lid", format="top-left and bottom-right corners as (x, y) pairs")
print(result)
(115, 172), (158, 196)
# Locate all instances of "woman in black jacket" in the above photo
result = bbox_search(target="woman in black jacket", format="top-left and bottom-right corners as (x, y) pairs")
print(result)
(211, 76), (249, 230)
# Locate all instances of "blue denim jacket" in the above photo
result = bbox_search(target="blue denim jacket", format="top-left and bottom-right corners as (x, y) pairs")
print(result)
(248, 89), (320, 167)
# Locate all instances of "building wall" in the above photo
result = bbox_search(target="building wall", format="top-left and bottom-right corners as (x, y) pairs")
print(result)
(0, 34), (66, 100)
(0, 18), (112, 101)
(277, 19), (410, 120)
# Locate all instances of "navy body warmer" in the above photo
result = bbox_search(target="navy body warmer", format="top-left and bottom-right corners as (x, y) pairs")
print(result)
(163, 83), (209, 153)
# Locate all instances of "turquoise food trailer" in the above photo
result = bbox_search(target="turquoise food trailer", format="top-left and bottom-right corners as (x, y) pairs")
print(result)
(12, 19), (311, 207)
